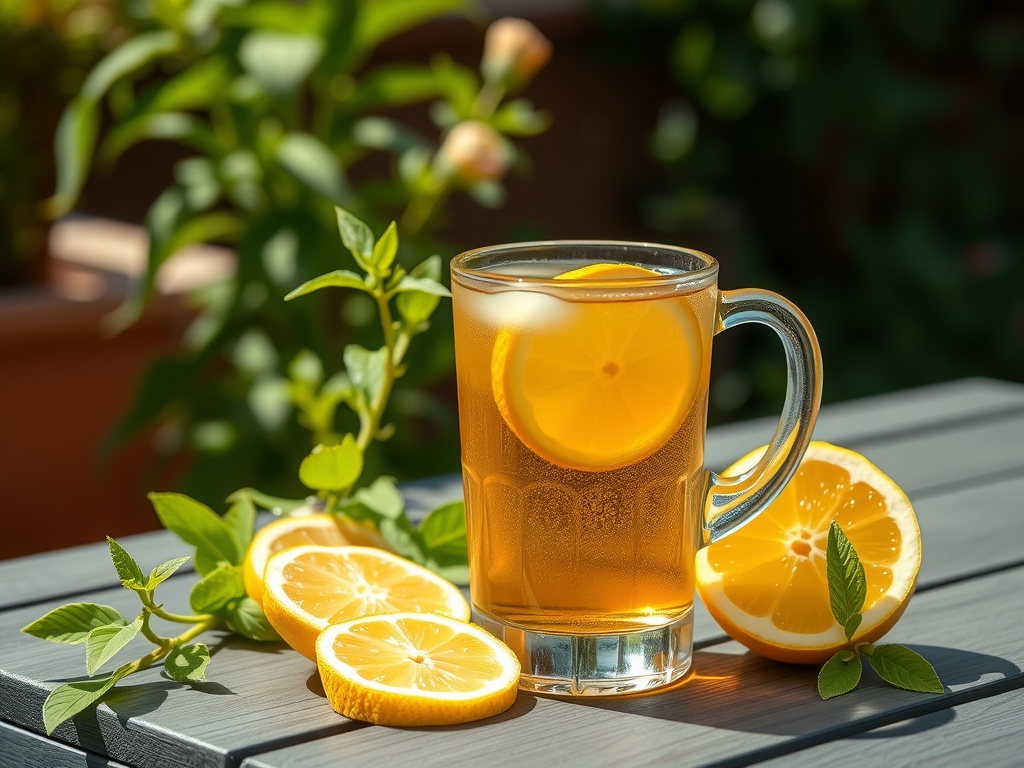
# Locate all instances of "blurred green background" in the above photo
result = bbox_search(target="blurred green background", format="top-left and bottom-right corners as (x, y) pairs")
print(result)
(2, 0), (1021, 553)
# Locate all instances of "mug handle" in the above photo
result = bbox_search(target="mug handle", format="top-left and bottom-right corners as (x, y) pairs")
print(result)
(702, 289), (823, 544)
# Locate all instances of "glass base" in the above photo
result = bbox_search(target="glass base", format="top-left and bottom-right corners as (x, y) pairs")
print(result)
(473, 608), (693, 696)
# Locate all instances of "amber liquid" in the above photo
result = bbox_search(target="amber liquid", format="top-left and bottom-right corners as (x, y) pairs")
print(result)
(452, 261), (717, 635)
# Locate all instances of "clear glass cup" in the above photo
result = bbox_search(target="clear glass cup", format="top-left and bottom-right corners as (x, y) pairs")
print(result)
(450, 241), (822, 695)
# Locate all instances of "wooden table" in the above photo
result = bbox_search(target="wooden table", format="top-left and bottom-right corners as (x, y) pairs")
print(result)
(3, 377), (1023, 767)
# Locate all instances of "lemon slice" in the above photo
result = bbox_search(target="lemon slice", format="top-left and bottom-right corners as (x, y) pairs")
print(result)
(696, 441), (922, 664)
(242, 512), (390, 606)
(317, 612), (521, 726)
(263, 545), (470, 660)
(491, 263), (703, 471)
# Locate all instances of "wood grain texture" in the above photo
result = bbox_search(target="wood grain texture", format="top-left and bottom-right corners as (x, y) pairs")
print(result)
(759, 688), (1024, 768)
(240, 566), (1024, 768)
(0, 720), (130, 768)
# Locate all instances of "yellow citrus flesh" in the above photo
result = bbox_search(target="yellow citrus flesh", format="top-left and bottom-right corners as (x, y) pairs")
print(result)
(317, 612), (520, 726)
(696, 441), (922, 664)
(244, 514), (347, 606)
(263, 545), (471, 661)
(492, 263), (703, 471)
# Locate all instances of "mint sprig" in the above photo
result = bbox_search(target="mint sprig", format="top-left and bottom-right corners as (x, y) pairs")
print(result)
(21, 209), (468, 733)
(817, 521), (944, 699)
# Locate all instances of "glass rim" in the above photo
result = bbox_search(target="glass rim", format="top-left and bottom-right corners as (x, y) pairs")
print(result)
(450, 239), (719, 290)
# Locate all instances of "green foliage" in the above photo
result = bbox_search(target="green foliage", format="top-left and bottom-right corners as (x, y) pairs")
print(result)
(21, 207), (471, 734)
(817, 522), (942, 699)
(608, 0), (1024, 418)
(49, 0), (550, 506)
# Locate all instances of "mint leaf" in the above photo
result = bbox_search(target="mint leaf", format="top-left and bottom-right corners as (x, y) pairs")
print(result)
(299, 437), (363, 491)
(223, 496), (256, 558)
(225, 597), (281, 642)
(335, 207), (374, 270)
(869, 644), (944, 693)
(391, 274), (451, 298)
(826, 521), (867, 628)
(189, 563), (245, 613)
(284, 269), (370, 301)
(818, 649), (863, 699)
(343, 344), (388, 411)
(149, 492), (240, 572)
(107, 537), (146, 589)
(396, 255), (443, 326)
(379, 516), (426, 564)
(370, 220), (398, 273)
(22, 603), (127, 645)
(147, 556), (191, 590)
(85, 618), (143, 675)
(42, 665), (131, 735)
(418, 501), (467, 564)
(844, 614), (863, 643)
(227, 487), (308, 515)
(164, 642), (211, 683)
(353, 476), (404, 520)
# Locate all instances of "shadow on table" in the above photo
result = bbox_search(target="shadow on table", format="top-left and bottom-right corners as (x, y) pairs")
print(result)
(566, 644), (1020, 737)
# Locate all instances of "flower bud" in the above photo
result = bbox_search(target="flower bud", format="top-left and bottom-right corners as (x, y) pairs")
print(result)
(436, 121), (509, 185)
(481, 17), (552, 89)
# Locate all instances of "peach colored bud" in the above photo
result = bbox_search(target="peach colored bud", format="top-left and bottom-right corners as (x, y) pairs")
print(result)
(437, 121), (509, 184)
(482, 17), (552, 88)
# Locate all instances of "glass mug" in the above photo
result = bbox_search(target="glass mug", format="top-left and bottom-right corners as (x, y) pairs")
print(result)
(450, 241), (822, 695)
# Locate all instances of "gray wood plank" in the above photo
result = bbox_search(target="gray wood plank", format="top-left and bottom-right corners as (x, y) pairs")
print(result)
(240, 565), (1024, 768)
(0, 720), (130, 768)
(759, 687), (1024, 768)
(0, 576), (365, 768)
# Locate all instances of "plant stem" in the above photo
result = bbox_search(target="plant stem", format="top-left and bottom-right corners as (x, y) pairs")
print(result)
(129, 616), (222, 675)
(138, 591), (215, 626)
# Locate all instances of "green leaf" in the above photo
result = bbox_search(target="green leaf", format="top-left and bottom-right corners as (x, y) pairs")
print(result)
(396, 255), (443, 326)
(85, 618), (143, 676)
(101, 113), (219, 166)
(42, 666), (130, 735)
(80, 30), (180, 102)
(22, 604), (127, 645)
(351, 63), (444, 110)
(225, 597), (281, 642)
(189, 563), (245, 614)
(223, 497), (256, 560)
(826, 521), (867, 628)
(844, 613), (863, 643)
(149, 493), (240, 572)
(418, 501), (467, 563)
(818, 649), (863, 700)
(355, 0), (473, 58)
(284, 269), (369, 301)
(147, 556), (191, 590)
(353, 476), (405, 520)
(378, 516), (426, 564)
(370, 221), (399, 274)
(335, 208), (375, 269)
(107, 537), (146, 589)
(299, 437), (363, 491)
(426, 561), (469, 585)
(391, 275), (451, 297)
(239, 32), (323, 98)
(130, 55), (230, 117)
(491, 99), (552, 136)
(343, 344), (388, 409)
(227, 488), (308, 515)
(164, 643), (211, 683)
(49, 97), (99, 217)
(276, 132), (349, 204)
(869, 645), (944, 694)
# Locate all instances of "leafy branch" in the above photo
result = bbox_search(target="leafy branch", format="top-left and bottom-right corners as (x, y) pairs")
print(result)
(22, 209), (467, 734)
(817, 522), (944, 700)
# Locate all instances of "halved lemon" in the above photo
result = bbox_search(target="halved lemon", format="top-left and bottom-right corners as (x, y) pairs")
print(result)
(242, 512), (389, 606)
(263, 545), (470, 660)
(696, 441), (922, 664)
(317, 612), (521, 726)
(492, 263), (704, 471)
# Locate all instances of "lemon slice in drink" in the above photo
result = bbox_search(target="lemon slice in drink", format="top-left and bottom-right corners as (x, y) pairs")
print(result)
(491, 263), (703, 471)
(696, 442), (922, 664)
(317, 612), (521, 726)
(263, 545), (470, 660)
